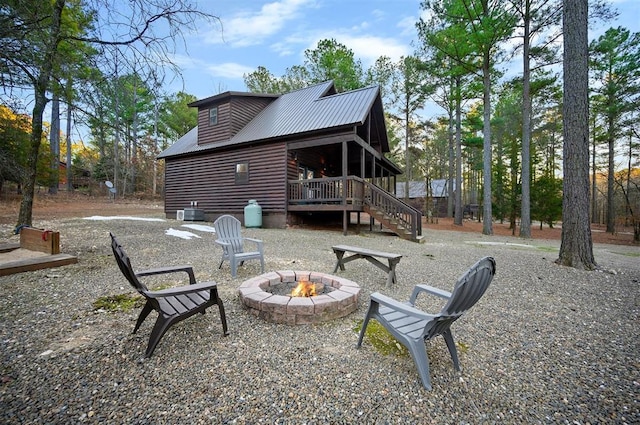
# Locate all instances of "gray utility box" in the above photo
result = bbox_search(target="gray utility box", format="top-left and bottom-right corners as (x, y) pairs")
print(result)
(183, 208), (205, 221)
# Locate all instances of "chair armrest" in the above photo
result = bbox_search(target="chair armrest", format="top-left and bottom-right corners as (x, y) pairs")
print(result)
(145, 281), (218, 298)
(244, 237), (263, 249)
(408, 284), (452, 305)
(244, 238), (262, 245)
(215, 240), (231, 247)
(136, 265), (196, 285)
(371, 292), (435, 321)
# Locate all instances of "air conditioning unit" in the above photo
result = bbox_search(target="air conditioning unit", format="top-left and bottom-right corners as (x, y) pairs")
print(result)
(176, 210), (185, 221)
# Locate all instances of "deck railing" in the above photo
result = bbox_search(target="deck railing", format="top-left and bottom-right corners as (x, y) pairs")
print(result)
(287, 176), (363, 206)
(288, 176), (422, 240)
(363, 180), (422, 240)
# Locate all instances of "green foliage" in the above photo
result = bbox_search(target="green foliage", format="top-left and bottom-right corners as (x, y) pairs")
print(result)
(589, 27), (640, 136)
(93, 293), (144, 312)
(244, 39), (364, 94)
(244, 66), (283, 94)
(531, 175), (562, 228)
(0, 106), (31, 185)
(353, 320), (409, 357)
(304, 39), (364, 92)
(157, 92), (198, 144)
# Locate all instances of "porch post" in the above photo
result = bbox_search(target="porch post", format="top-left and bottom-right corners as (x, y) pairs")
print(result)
(343, 140), (348, 235)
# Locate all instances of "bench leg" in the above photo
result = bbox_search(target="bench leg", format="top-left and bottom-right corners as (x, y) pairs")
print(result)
(387, 259), (399, 287)
(333, 250), (346, 273)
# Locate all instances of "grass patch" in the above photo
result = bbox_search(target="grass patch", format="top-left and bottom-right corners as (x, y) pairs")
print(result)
(536, 246), (558, 252)
(93, 293), (144, 312)
(610, 251), (640, 257)
(354, 320), (409, 357)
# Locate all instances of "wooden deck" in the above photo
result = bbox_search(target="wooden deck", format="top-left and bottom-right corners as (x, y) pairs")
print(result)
(0, 245), (78, 276)
(287, 176), (423, 242)
(287, 176), (364, 211)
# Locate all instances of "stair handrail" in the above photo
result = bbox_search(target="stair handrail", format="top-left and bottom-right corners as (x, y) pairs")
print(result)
(360, 178), (422, 240)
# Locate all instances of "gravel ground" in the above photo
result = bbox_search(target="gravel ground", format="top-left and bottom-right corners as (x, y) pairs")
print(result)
(0, 214), (638, 424)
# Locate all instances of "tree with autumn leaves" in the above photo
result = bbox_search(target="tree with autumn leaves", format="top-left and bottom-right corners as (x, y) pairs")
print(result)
(0, 0), (216, 227)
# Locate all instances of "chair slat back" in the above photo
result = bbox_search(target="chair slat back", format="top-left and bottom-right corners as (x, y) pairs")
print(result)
(424, 257), (495, 340)
(442, 256), (495, 316)
(110, 233), (148, 293)
(213, 215), (244, 253)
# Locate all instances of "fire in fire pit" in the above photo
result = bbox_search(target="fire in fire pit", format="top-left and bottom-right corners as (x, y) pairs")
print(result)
(290, 277), (320, 297)
(238, 271), (361, 324)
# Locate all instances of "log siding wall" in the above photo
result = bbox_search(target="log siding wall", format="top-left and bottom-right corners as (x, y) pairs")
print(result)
(164, 142), (288, 222)
(230, 97), (274, 135)
(197, 102), (231, 144)
(196, 97), (275, 146)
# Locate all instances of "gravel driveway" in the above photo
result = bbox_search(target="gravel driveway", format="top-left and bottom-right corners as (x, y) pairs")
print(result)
(1, 214), (638, 424)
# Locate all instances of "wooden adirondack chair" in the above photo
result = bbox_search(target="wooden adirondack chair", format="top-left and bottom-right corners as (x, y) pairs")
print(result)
(357, 256), (496, 390)
(110, 233), (228, 357)
(213, 215), (264, 278)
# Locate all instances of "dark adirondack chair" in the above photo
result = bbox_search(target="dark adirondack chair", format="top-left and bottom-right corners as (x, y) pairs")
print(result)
(110, 233), (228, 357)
(357, 256), (496, 390)
(213, 215), (264, 278)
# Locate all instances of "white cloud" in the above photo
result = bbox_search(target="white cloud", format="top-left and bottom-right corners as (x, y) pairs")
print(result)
(349, 35), (410, 65)
(307, 33), (410, 66)
(270, 41), (296, 57)
(171, 53), (200, 69)
(206, 0), (315, 47)
(169, 54), (254, 79)
(206, 62), (256, 79)
(371, 9), (385, 20)
(397, 16), (418, 38)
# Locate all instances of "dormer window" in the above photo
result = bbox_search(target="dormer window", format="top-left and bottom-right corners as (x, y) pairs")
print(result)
(209, 107), (218, 126)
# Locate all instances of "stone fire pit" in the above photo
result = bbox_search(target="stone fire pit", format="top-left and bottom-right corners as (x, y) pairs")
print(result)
(238, 271), (361, 324)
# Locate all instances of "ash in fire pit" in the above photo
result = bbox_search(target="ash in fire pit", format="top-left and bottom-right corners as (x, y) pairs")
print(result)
(238, 271), (360, 324)
(266, 281), (335, 297)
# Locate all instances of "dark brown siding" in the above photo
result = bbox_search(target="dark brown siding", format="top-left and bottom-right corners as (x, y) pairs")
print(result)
(196, 97), (273, 146)
(230, 97), (274, 136)
(164, 142), (287, 214)
(197, 102), (232, 145)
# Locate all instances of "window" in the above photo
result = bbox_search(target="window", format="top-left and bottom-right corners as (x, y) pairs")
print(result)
(209, 107), (218, 126)
(235, 162), (249, 184)
(298, 166), (314, 180)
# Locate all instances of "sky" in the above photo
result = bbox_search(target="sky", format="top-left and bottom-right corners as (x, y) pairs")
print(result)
(168, 0), (640, 116)
(170, 0), (418, 98)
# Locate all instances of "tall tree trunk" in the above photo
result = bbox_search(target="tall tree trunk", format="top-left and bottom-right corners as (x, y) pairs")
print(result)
(520, 0), (532, 238)
(404, 97), (410, 202)
(65, 99), (73, 192)
(447, 107), (454, 218)
(482, 52), (493, 235)
(606, 132), (615, 233)
(49, 94), (60, 195)
(557, 0), (596, 270)
(591, 114), (597, 223)
(454, 77), (463, 226)
(17, 0), (65, 227)
(113, 57), (120, 199)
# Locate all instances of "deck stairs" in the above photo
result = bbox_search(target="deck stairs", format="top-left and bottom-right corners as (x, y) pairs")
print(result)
(363, 181), (424, 243)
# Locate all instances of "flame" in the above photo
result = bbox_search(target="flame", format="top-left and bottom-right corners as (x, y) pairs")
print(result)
(290, 277), (317, 297)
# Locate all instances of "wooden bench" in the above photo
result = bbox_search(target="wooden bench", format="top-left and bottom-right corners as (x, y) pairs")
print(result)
(331, 245), (402, 287)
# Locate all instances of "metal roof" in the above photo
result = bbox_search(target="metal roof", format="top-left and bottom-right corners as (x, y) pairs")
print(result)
(157, 126), (200, 159)
(231, 81), (379, 144)
(158, 81), (383, 159)
(188, 91), (278, 108)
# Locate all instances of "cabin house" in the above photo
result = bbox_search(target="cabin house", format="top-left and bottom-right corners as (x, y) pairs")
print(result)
(395, 179), (455, 217)
(158, 81), (422, 241)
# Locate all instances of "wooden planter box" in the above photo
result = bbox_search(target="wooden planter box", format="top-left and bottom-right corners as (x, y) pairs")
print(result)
(19, 227), (61, 255)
